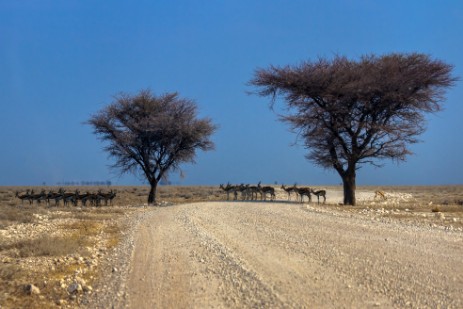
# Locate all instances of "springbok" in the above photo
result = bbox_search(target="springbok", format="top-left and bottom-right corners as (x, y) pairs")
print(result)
(79, 191), (92, 206)
(15, 190), (31, 205)
(220, 183), (239, 201)
(238, 184), (250, 200)
(50, 188), (66, 206)
(75, 190), (91, 206)
(248, 183), (261, 200)
(281, 184), (297, 201)
(107, 190), (117, 205)
(29, 190), (47, 205)
(238, 184), (259, 201)
(258, 183), (276, 201)
(94, 190), (117, 206)
(82, 192), (99, 206)
(63, 190), (78, 206)
(37, 190), (48, 204)
(311, 189), (326, 204)
(374, 190), (387, 200)
(295, 186), (312, 203)
(97, 190), (117, 206)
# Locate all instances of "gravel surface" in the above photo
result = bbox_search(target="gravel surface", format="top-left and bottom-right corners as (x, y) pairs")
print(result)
(87, 201), (463, 308)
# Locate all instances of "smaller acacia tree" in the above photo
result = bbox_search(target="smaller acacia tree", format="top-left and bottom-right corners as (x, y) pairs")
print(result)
(88, 89), (217, 205)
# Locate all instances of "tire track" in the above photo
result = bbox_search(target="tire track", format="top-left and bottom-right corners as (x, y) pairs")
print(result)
(185, 203), (392, 308)
(177, 207), (287, 308)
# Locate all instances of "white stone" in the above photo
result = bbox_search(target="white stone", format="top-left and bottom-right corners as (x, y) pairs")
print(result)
(83, 285), (93, 293)
(75, 276), (86, 285)
(68, 282), (83, 294)
(24, 284), (40, 295)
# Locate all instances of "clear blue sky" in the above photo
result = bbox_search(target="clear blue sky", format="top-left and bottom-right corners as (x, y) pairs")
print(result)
(1, 0), (462, 186)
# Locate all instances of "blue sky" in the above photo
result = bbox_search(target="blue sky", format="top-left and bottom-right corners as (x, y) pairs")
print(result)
(0, 0), (462, 186)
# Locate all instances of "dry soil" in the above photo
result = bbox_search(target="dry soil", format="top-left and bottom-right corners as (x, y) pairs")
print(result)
(93, 201), (463, 308)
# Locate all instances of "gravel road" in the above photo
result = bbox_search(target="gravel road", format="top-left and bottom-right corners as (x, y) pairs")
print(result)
(90, 201), (463, 308)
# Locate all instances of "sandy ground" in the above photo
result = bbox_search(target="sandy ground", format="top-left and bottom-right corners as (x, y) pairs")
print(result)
(95, 200), (463, 309)
(277, 188), (412, 205)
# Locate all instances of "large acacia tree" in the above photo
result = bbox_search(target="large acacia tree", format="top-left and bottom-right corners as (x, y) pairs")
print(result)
(250, 53), (456, 205)
(88, 89), (217, 205)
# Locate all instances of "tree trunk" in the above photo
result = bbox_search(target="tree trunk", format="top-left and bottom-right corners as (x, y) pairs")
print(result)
(147, 181), (158, 205)
(342, 170), (356, 206)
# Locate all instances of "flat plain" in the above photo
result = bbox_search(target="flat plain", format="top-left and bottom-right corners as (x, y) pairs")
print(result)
(1, 185), (462, 308)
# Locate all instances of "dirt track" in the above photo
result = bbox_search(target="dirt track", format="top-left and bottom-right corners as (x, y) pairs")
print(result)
(122, 202), (462, 308)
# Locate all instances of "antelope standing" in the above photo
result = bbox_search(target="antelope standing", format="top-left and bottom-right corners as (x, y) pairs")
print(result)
(15, 190), (31, 205)
(107, 190), (117, 205)
(281, 184), (297, 201)
(238, 184), (250, 200)
(75, 190), (91, 206)
(50, 188), (65, 206)
(248, 183), (261, 200)
(220, 183), (239, 201)
(97, 190), (117, 206)
(258, 183), (276, 201)
(29, 190), (47, 205)
(295, 186), (312, 203)
(82, 192), (99, 206)
(238, 184), (259, 201)
(311, 189), (326, 204)
(63, 190), (78, 206)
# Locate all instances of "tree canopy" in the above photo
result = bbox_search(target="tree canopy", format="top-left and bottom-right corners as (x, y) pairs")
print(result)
(250, 53), (457, 205)
(88, 89), (217, 204)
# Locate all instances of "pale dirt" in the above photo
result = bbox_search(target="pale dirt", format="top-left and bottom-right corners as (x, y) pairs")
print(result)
(88, 198), (463, 309)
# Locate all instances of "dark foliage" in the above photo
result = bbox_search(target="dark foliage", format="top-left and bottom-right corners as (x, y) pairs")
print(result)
(250, 53), (457, 205)
(88, 90), (217, 204)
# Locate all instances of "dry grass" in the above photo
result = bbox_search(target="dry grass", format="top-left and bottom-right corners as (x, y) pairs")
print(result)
(0, 187), (142, 308)
(104, 222), (125, 249)
(0, 205), (44, 229)
(304, 185), (463, 229)
(366, 185), (462, 203)
(0, 234), (88, 258)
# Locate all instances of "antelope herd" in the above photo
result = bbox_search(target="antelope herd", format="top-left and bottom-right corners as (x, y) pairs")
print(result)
(15, 184), (327, 206)
(220, 182), (327, 204)
(15, 188), (116, 207)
